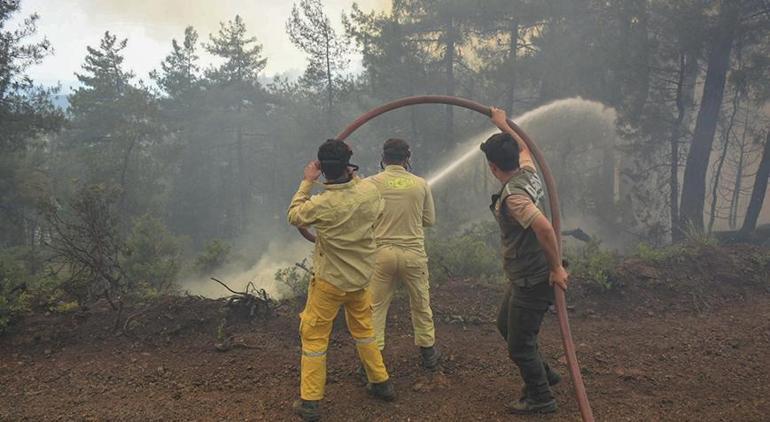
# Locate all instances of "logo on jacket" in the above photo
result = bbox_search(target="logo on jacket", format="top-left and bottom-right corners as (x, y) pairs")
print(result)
(387, 177), (416, 189)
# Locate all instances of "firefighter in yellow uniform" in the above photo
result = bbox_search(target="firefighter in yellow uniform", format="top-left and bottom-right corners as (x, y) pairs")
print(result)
(366, 139), (440, 369)
(288, 139), (395, 421)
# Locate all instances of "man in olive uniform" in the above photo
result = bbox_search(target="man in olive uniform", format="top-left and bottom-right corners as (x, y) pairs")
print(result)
(480, 108), (569, 414)
(366, 139), (440, 369)
(288, 139), (396, 421)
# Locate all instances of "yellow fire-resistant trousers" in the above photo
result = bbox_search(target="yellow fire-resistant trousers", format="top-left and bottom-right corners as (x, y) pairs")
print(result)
(370, 245), (435, 351)
(299, 277), (389, 401)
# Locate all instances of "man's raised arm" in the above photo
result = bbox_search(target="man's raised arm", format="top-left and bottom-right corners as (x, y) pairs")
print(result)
(490, 107), (536, 171)
(288, 160), (323, 227)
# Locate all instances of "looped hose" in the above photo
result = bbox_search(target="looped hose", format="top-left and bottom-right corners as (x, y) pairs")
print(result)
(297, 95), (594, 422)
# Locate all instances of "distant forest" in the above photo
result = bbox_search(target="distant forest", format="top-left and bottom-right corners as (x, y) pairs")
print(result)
(2, 0), (769, 278)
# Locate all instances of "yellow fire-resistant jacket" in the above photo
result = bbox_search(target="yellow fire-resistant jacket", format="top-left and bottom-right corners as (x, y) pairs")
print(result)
(366, 165), (435, 255)
(287, 177), (384, 292)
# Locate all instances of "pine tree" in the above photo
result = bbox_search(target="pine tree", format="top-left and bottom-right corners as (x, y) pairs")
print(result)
(0, 0), (62, 247)
(203, 16), (270, 234)
(0, 0), (62, 152)
(205, 15), (266, 85)
(286, 0), (350, 125)
(680, 0), (743, 232)
(63, 31), (162, 223)
(151, 26), (216, 245)
(152, 26), (200, 100)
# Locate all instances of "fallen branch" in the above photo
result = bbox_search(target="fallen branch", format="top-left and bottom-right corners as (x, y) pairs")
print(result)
(209, 277), (276, 320)
(211, 277), (246, 295)
(214, 335), (262, 352)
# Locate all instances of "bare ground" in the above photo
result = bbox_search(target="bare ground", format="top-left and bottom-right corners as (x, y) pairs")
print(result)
(1, 244), (769, 421)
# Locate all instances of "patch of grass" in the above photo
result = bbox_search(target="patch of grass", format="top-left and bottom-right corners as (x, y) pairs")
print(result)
(426, 221), (503, 284)
(0, 247), (38, 333)
(682, 221), (718, 247)
(54, 301), (79, 313)
(566, 238), (620, 290)
(632, 242), (686, 263)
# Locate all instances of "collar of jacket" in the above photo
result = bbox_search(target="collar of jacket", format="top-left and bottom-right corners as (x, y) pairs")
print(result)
(323, 176), (359, 190)
(383, 164), (408, 173)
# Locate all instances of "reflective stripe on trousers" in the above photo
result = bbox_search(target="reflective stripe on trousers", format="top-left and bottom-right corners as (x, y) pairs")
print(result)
(299, 277), (389, 400)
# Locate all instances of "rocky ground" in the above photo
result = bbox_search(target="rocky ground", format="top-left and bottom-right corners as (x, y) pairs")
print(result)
(1, 244), (769, 421)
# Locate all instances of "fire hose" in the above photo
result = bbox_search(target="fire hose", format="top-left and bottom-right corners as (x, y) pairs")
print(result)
(296, 95), (594, 421)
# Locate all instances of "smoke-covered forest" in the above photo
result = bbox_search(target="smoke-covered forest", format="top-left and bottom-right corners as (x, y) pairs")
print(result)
(1, 1), (770, 421)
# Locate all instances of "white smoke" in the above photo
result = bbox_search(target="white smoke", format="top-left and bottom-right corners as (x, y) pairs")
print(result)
(426, 97), (625, 247)
(180, 238), (313, 300)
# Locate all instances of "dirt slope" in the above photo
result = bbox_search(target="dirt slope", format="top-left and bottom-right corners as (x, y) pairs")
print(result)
(1, 244), (769, 421)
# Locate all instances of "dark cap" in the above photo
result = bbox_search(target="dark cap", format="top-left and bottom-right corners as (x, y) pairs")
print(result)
(318, 139), (353, 179)
(383, 138), (411, 161)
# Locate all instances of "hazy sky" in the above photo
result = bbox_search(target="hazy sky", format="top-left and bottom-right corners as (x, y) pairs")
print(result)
(12, 0), (388, 88)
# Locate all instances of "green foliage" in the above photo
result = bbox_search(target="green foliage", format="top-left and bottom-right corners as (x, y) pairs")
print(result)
(0, 248), (32, 333)
(123, 214), (182, 295)
(632, 221), (720, 266)
(0, 1), (64, 152)
(44, 183), (125, 308)
(426, 222), (502, 284)
(2, 2), (770, 326)
(62, 31), (164, 223)
(287, 0), (350, 111)
(566, 238), (620, 290)
(275, 259), (312, 299)
(204, 15), (267, 85)
(194, 239), (232, 274)
(633, 242), (675, 263)
(151, 26), (200, 98)
(54, 301), (79, 313)
(682, 220), (719, 248)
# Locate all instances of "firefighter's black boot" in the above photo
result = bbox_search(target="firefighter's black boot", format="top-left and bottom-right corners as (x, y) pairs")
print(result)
(366, 379), (396, 402)
(520, 365), (561, 399)
(507, 397), (557, 414)
(420, 345), (441, 370)
(292, 399), (321, 421)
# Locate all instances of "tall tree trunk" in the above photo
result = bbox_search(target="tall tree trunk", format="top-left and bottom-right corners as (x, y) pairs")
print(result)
(728, 129), (747, 229)
(505, 16), (519, 113)
(740, 129), (770, 235)
(707, 89), (741, 233)
(235, 96), (249, 231)
(117, 138), (137, 221)
(236, 125), (248, 231)
(627, 0), (651, 120)
(324, 24), (334, 127)
(444, 15), (455, 148)
(670, 53), (686, 240)
(679, 0), (741, 232)
(670, 51), (699, 241)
